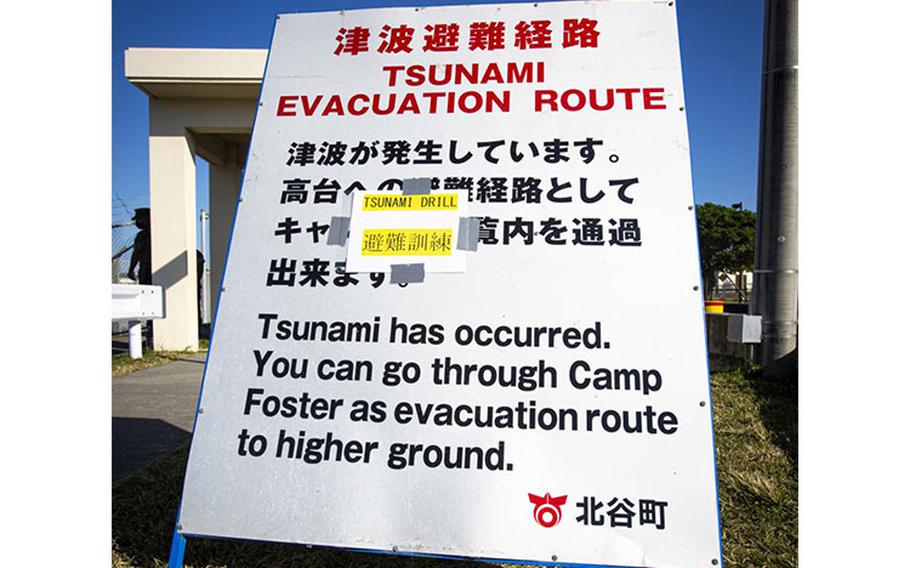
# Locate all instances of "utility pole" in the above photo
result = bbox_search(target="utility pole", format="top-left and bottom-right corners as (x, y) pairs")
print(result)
(752, 0), (798, 378)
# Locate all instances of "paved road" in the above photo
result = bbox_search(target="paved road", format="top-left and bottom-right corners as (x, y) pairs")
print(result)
(112, 354), (206, 484)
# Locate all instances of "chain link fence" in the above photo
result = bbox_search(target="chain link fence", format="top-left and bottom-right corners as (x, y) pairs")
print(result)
(112, 220), (138, 336)
(707, 272), (753, 306)
(712, 287), (752, 303)
(112, 221), (137, 284)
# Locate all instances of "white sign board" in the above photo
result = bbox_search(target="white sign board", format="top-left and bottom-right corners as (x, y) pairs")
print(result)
(179, 2), (723, 567)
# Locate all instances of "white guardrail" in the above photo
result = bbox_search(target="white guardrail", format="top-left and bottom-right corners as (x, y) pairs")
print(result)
(112, 284), (165, 359)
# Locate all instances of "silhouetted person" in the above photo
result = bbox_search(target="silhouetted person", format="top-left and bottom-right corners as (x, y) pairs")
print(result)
(127, 208), (151, 285)
(127, 208), (153, 348)
(197, 249), (205, 328)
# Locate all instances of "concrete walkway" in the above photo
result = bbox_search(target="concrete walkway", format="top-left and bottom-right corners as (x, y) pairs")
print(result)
(112, 354), (206, 484)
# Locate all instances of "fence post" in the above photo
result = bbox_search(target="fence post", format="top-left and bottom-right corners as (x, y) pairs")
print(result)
(128, 320), (143, 359)
(200, 209), (210, 324)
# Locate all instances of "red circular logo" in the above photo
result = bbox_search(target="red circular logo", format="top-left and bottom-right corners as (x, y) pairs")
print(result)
(528, 492), (567, 528)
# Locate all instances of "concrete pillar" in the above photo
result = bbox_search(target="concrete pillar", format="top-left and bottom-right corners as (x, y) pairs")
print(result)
(149, 101), (199, 351)
(209, 144), (244, 321)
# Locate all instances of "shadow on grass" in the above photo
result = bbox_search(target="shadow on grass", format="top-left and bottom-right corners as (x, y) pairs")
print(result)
(113, 445), (494, 568)
(747, 371), (797, 473)
(708, 356), (798, 568)
(710, 355), (798, 471)
(113, 418), (191, 485)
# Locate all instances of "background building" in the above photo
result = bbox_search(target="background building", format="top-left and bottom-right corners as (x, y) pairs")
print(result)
(125, 48), (267, 350)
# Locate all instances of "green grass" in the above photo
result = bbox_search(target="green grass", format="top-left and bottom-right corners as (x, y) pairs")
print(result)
(711, 359), (798, 568)
(112, 340), (209, 377)
(112, 358), (797, 567)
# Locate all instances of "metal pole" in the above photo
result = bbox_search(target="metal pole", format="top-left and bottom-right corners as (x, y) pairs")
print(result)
(167, 523), (187, 568)
(753, 0), (798, 377)
(128, 319), (143, 359)
(200, 209), (210, 324)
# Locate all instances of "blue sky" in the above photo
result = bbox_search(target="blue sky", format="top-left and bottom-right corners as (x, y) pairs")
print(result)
(112, 0), (764, 241)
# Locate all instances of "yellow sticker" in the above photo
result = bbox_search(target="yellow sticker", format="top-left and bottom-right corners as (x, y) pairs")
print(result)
(361, 228), (453, 256)
(362, 193), (458, 211)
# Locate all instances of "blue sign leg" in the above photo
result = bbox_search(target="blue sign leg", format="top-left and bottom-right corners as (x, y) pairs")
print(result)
(167, 524), (187, 568)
